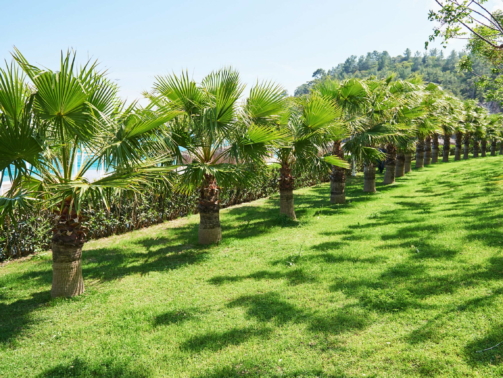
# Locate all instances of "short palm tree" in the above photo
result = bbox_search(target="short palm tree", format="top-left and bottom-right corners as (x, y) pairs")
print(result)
(150, 69), (286, 243)
(486, 114), (502, 156)
(314, 78), (368, 204)
(0, 51), (177, 297)
(273, 94), (348, 218)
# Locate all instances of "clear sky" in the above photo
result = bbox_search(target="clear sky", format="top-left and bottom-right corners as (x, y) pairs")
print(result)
(0, 0), (478, 101)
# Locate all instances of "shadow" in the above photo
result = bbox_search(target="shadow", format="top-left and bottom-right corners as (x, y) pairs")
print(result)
(465, 323), (503, 367)
(208, 268), (316, 286)
(0, 290), (51, 345)
(308, 306), (374, 335)
(180, 326), (273, 352)
(36, 358), (150, 378)
(271, 253), (388, 267)
(311, 241), (349, 251)
(193, 366), (338, 378)
(153, 308), (200, 327)
(227, 292), (307, 325)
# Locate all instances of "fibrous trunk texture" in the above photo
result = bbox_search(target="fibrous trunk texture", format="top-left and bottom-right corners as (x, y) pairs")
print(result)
(51, 243), (84, 298)
(463, 134), (470, 160)
(416, 138), (425, 169)
(395, 153), (405, 178)
(473, 139), (480, 158)
(455, 132), (462, 161)
(383, 143), (396, 184)
(431, 134), (439, 163)
(404, 154), (412, 174)
(481, 139), (487, 157)
(279, 162), (296, 219)
(330, 141), (346, 204)
(442, 132), (450, 162)
(364, 163), (376, 193)
(491, 139), (497, 156)
(198, 174), (221, 244)
(51, 196), (86, 298)
(424, 136), (432, 166)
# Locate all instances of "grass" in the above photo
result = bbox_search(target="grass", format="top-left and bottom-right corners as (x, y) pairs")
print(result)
(1, 156), (503, 377)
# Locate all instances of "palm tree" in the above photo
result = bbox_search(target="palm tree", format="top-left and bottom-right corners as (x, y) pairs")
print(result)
(1, 51), (177, 297)
(454, 113), (465, 161)
(431, 132), (440, 163)
(486, 114), (502, 156)
(396, 137), (415, 177)
(414, 84), (445, 169)
(314, 78), (368, 204)
(424, 134), (432, 165)
(150, 69), (287, 243)
(273, 94), (347, 218)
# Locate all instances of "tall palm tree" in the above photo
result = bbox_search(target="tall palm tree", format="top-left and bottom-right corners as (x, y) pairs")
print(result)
(151, 69), (287, 243)
(1, 51), (177, 297)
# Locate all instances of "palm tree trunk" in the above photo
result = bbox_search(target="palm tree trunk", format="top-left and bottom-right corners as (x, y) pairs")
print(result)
(481, 139), (487, 157)
(416, 137), (425, 169)
(198, 174), (222, 244)
(473, 139), (480, 158)
(383, 143), (396, 184)
(51, 197), (86, 298)
(330, 141), (345, 204)
(455, 132), (462, 161)
(424, 136), (432, 166)
(431, 133), (439, 163)
(395, 153), (405, 177)
(463, 134), (470, 160)
(51, 243), (84, 298)
(404, 153), (412, 173)
(442, 132), (450, 162)
(279, 162), (296, 219)
(364, 163), (376, 193)
(491, 139), (497, 156)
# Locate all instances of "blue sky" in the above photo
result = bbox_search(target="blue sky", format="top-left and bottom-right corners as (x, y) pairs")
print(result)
(1, 0), (472, 100)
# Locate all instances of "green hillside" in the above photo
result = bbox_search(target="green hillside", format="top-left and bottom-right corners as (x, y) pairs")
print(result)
(295, 49), (496, 104)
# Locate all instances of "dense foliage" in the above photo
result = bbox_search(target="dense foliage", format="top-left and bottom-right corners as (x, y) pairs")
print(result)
(0, 167), (326, 261)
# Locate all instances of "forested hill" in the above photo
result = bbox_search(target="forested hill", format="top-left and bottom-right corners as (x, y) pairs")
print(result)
(295, 48), (493, 102)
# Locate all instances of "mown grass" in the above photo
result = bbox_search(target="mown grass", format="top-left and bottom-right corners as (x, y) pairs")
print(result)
(1, 156), (503, 377)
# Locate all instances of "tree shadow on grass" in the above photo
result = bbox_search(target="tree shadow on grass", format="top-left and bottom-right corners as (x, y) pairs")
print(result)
(153, 307), (201, 327)
(0, 290), (50, 345)
(194, 365), (337, 378)
(208, 268), (316, 286)
(226, 291), (375, 336)
(18, 236), (210, 285)
(180, 326), (273, 353)
(465, 323), (503, 367)
(36, 358), (150, 378)
(227, 292), (306, 325)
(270, 252), (388, 267)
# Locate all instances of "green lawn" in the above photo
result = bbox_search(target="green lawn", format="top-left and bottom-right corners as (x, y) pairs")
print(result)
(1, 156), (503, 378)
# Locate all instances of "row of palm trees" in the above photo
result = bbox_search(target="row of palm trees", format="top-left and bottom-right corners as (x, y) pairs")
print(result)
(0, 51), (501, 297)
